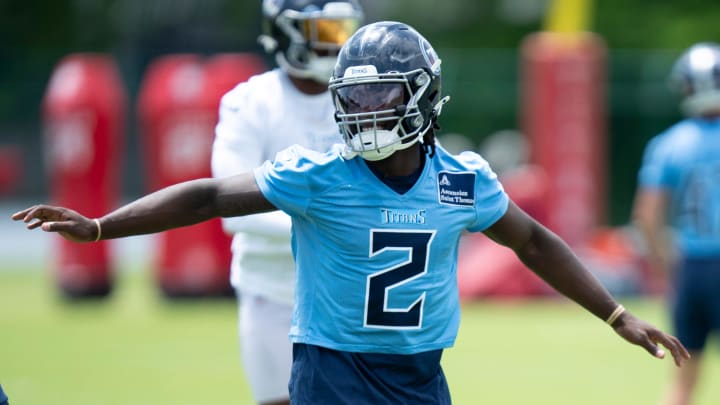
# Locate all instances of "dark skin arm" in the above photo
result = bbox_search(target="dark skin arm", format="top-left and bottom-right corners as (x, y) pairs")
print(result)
(485, 201), (690, 367)
(12, 173), (276, 242)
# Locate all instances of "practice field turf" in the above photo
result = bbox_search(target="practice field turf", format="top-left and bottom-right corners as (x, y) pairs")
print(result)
(1, 269), (719, 405)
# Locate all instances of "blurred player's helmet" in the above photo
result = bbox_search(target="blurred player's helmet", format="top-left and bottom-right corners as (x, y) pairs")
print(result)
(329, 21), (450, 161)
(259, 0), (363, 84)
(669, 42), (720, 117)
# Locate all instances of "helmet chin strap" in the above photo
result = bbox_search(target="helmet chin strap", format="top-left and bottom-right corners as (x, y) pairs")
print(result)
(433, 96), (451, 118)
(344, 96), (452, 162)
(339, 83), (451, 162)
(351, 130), (423, 161)
(359, 137), (419, 161)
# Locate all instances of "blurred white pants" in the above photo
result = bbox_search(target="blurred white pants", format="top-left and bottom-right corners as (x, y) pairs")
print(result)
(238, 291), (293, 403)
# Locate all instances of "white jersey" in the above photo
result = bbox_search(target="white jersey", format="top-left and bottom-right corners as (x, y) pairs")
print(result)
(211, 68), (342, 305)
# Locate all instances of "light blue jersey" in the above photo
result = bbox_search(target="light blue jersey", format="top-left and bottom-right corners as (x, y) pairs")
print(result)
(637, 118), (720, 256)
(254, 144), (508, 354)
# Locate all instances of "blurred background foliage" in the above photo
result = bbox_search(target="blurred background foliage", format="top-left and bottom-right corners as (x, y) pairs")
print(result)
(2, 0), (720, 224)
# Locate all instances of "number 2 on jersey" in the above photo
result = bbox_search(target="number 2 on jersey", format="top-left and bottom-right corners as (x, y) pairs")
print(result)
(364, 229), (436, 329)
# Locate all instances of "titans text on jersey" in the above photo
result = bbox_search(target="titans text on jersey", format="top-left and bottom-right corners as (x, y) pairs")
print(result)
(380, 208), (426, 224)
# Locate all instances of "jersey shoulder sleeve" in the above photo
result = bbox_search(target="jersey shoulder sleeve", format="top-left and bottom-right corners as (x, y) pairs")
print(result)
(450, 149), (510, 232)
(253, 144), (346, 217)
(637, 120), (697, 189)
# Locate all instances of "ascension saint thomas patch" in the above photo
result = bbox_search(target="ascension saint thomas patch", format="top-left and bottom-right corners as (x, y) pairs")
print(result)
(437, 171), (475, 207)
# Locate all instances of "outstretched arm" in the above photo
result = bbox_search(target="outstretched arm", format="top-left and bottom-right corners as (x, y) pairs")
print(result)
(12, 172), (276, 242)
(484, 201), (690, 367)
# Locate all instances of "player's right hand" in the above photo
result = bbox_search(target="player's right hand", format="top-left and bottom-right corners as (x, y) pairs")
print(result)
(11, 204), (98, 243)
(611, 311), (690, 367)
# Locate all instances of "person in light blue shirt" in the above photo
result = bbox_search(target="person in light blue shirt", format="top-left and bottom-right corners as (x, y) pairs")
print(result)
(255, 142), (507, 354)
(633, 42), (720, 405)
(14, 21), (689, 404)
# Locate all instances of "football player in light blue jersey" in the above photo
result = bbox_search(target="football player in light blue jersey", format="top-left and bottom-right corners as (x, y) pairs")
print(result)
(14, 21), (689, 404)
(256, 143), (507, 354)
(633, 42), (720, 405)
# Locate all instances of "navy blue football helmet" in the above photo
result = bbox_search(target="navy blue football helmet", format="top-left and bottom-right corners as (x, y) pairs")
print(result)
(329, 21), (449, 161)
(259, 0), (364, 84)
(669, 42), (720, 116)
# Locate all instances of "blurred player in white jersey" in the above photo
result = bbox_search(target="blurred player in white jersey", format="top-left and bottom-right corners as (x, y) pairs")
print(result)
(633, 42), (720, 405)
(210, 1), (363, 404)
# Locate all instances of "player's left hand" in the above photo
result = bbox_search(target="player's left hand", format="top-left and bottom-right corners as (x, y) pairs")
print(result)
(11, 204), (98, 243)
(611, 311), (690, 367)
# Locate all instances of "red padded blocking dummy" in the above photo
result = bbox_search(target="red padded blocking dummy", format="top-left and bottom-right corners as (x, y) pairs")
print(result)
(137, 53), (264, 297)
(42, 54), (127, 297)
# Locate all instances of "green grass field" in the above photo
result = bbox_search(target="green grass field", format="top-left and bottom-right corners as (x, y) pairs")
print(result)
(1, 268), (719, 405)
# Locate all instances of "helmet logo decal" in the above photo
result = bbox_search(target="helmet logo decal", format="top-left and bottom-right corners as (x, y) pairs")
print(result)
(344, 65), (378, 78)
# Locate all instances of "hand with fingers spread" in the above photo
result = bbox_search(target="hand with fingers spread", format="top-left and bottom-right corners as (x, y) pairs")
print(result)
(11, 205), (100, 243)
(610, 311), (691, 367)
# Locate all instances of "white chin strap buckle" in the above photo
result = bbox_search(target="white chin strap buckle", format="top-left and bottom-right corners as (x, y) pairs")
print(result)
(433, 96), (451, 117)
